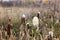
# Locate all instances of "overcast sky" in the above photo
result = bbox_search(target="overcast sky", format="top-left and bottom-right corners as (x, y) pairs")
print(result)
(2, 0), (10, 1)
(2, 0), (17, 2)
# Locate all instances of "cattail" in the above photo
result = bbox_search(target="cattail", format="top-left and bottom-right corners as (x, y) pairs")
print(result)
(37, 12), (40, 19)
(21, 14), (26, 25)
(26, 23), (30, 39)
(26, 23), (30, 29)
(7, 18), (12, 38)
(32, 16), (39, 31)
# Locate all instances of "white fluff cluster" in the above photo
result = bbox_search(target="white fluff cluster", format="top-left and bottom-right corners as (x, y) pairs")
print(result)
(32, 16), (39, 27)
(38, 12), (40, 14)
(26, 23), (29, 26)
(56, 19), (59, 23)
(49, 31), (53, 38)
(22, 14), (26, 18)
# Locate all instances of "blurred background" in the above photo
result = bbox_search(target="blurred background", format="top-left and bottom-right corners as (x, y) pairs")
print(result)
(0, 0), (60, 40)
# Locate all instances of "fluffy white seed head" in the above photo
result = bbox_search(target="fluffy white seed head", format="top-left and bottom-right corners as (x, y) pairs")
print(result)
(49, 31), (53, 38)
(26, 23), (29, 26)
(32, 16), (39, 27)
(56, 19), (59, 23)
(22, 14), (26, 18)
(38, 12), (40, 14)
